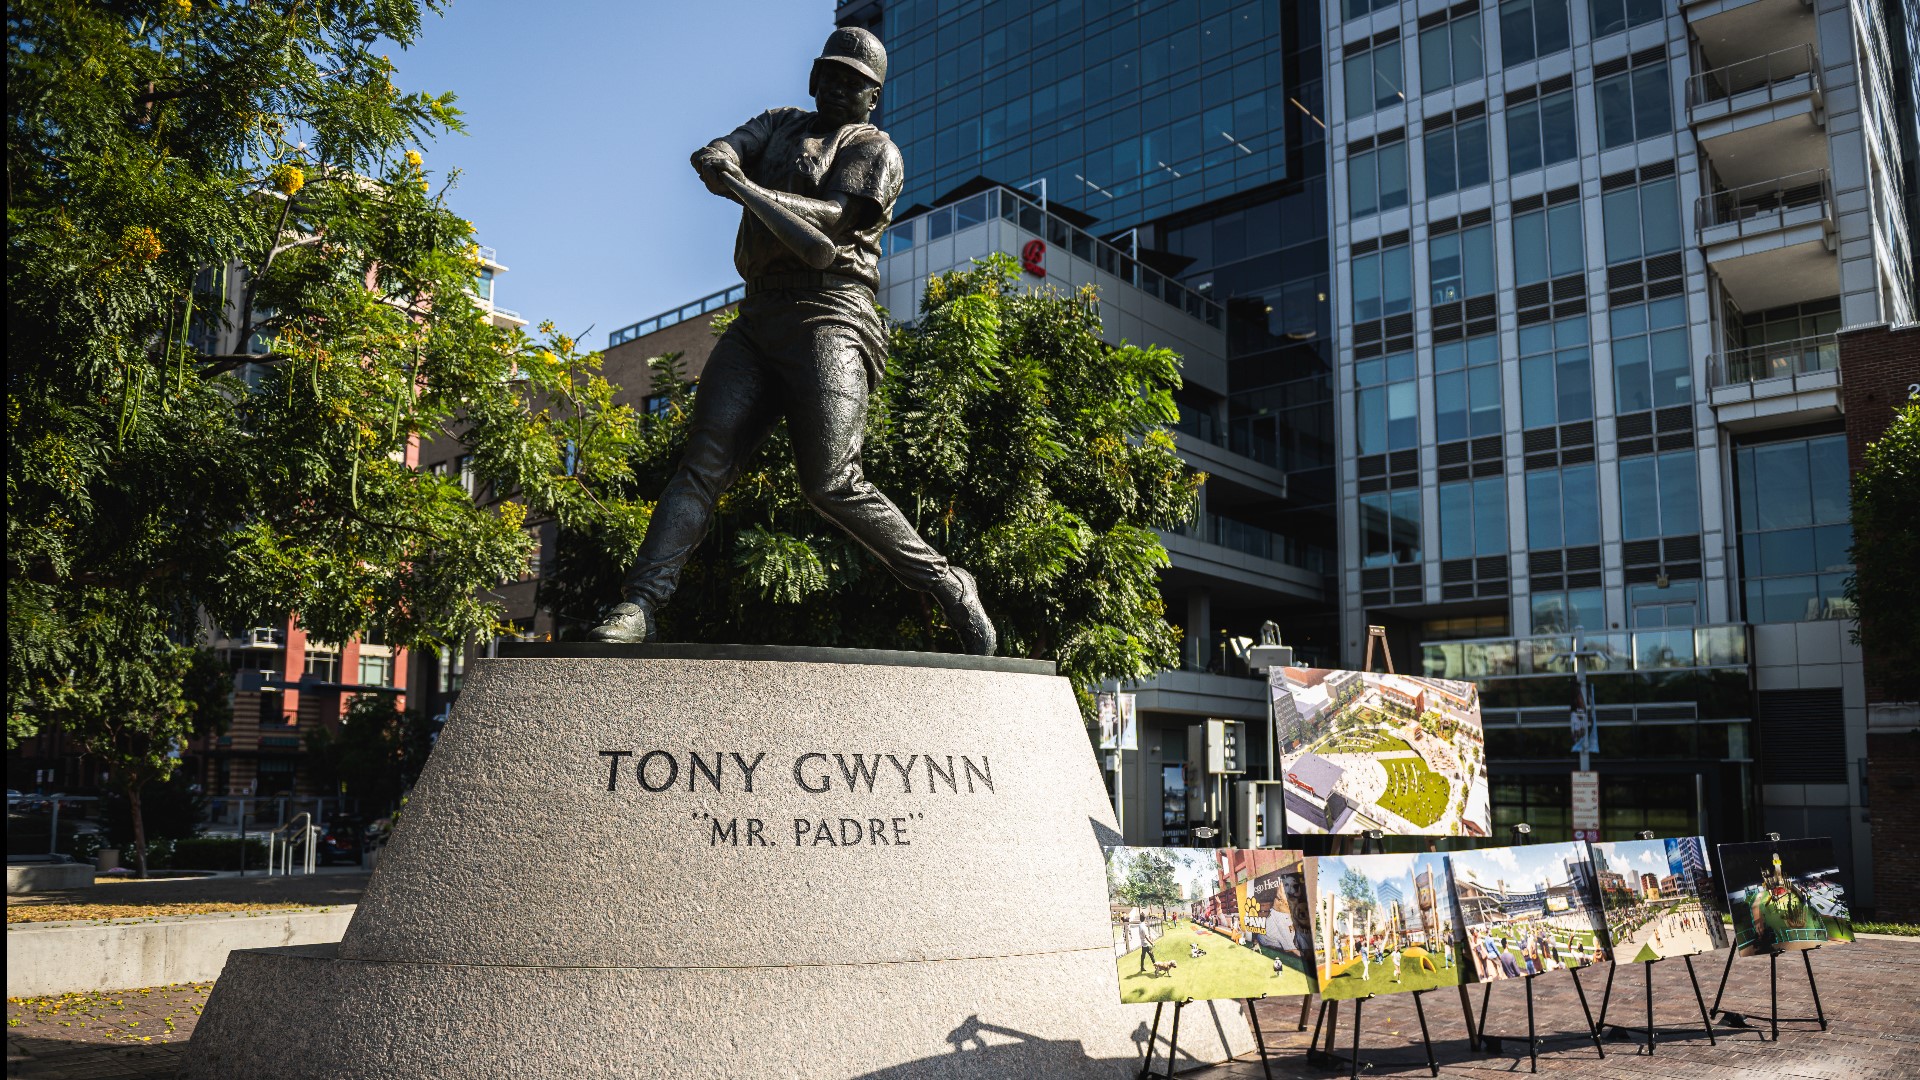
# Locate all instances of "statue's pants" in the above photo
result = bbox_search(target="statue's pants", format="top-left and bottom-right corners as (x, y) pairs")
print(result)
(621, 286), (951, 608)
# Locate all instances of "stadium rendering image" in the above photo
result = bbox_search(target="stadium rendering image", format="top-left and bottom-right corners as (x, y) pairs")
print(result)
(1275, 669), (1490, 836)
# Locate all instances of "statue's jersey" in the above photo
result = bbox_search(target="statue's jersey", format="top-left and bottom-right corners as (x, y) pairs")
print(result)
(716, 107), (905, 292)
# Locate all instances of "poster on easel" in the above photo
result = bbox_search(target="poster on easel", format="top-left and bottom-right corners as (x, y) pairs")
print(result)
(1448, 842), (1612, 978)
(1716, 837), (1854, 956)
(1587, 836), (1728, 961)
(1305, 851), (1469, 1000)
(1101, 846), (1314, 1003)
(1271, 667), (1490, 836)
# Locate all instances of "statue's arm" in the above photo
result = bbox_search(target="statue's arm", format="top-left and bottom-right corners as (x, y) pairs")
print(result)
(697, 152), (869, 271)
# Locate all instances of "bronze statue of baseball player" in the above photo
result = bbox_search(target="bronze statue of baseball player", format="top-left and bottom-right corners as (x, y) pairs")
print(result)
(592, 27), (995, 654)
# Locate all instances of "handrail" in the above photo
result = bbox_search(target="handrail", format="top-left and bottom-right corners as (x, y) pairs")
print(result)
(608, 282), (747, 348)
(265, 812), (318, 876)
(1711, 331), (1840, 386)
(1696, 168), (1831, 230)
(1686, 44), (1819, 107)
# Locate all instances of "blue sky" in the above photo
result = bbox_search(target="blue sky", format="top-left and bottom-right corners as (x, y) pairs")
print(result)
(392, 2), (835, 346)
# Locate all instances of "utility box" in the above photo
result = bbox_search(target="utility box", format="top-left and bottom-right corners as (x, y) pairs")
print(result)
(1234, 781), (1287, 847)
(1206, 719), (1246, 775)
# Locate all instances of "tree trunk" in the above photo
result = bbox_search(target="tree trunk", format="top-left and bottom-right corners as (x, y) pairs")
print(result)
(127, 777), (150, 878)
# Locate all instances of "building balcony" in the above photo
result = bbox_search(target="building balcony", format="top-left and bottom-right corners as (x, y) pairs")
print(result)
(1174, 428), (1288, 501)
(1684, 0), (1817, 62)
(1696, 170), (1837, 311)
(1120, 668), (1267, 721)
(1421, 624), (1751, 681)
(1159, 515), (1329, 605)
(1688, 46), (1826, 190)
(1708, 333), (1843, 432)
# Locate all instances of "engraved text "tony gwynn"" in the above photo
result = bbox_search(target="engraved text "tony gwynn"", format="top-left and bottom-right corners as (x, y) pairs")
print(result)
(596, 751), (995, 795)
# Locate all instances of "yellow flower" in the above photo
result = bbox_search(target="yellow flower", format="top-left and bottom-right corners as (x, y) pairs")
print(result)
(418, 178), (430, 192)
(270, 164), (304, 196)
(120, 225), (163, 263)
(176, 0), (191, 14)
(539, 350), (558, 366)
(556, 335), (574, 353)
(404, 149), (422, 168)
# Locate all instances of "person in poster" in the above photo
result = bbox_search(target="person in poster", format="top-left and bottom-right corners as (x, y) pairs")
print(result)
(1447, 842), (1610, 980)
(1102, 846), (1315, 1003)
(1588, 836), (1727, 962)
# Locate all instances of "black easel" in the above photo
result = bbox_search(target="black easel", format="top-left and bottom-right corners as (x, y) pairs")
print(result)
(1597, 954), (1718, 1051)
(1709, 945), (1827, 1041)
(1240, 996), (1275, 1080)
(1138, 997), (1189, 1080)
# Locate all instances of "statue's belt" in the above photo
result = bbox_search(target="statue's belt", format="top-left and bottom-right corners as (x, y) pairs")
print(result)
(746, 271), (873, 295)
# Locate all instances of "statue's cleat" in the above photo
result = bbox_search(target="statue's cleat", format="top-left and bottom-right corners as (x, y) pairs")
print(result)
(937, 567), (996, 656)
(589, 601), (658, 644)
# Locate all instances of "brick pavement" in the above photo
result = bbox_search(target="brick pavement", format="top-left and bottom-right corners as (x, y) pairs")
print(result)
(6, 936), (1913, 1078)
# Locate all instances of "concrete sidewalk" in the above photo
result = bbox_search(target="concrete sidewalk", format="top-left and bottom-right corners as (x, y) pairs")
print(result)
(6, 870), (371, 912)
(7, 937), (1915, 1078)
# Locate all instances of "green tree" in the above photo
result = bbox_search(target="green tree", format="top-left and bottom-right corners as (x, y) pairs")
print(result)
(1847, 399), (1920, 699)
(1338, 866), (1377, 935)
(7, 2), (646, 854)
(543, 257), (1200, 705)
(303, 693), (437, 817)
(1117, 850), (1182, 908)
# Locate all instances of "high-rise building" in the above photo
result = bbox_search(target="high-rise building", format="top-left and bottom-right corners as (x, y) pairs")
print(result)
(1321, 0), (1914, 907)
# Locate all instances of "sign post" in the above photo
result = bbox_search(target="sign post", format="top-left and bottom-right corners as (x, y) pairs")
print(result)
(1571, 770), (1600, 842)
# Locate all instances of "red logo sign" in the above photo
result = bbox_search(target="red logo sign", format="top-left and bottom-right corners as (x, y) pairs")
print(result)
(1021, 239), (1046, 277)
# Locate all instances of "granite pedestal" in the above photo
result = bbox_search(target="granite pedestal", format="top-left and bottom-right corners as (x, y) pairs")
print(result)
(185, 645), (1255, 1078)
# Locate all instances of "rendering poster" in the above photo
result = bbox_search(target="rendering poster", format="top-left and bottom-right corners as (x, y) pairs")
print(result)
(1272, 667), (1490, 836)
(1448, 842), (1611, 980)
(1717, 837), (1855, 956)
(1588, 836), (1728, 962)
(1102, 846), (1315, 1004)
(1305, 852), (1468, 1000)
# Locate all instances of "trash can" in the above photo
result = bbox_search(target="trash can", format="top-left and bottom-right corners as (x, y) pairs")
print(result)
(95, 848), (120, 873)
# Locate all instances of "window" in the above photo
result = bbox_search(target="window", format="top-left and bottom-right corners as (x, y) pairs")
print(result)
(357, 652), (393, 687)
(1161, 763), (1188, 845)
(1439, 476), (1507, 558)
(1513, 201), (1584, 286)
(1360, 490), (1422, 566)
(436, 645), (466, 694)
(1524, 464), (1600, 548)
(1424, 115), (1489, 196)
(1602, 177), (1682, 264)
(1429, 224), (1495, 303)
(1349, 139), (1409, 217)
(1629, 581), (1700, 628)
(1507, 89), (1577, 174)
(457, 454), (477, 497)
(1531, 588), (1605, 633)
(1420, 13), (1483, 93)
(1619, 449), (1700, 541)
(1344, 39), (1404, 119)
(474, 267), (495, 303)
(1590, 0), (1663, 39)
(1435, 334), (1501, 441)
(1611, 297), (1692, 412)
(1499, 0), (1571, 66)
(1345, 0), (1397, 20)
(1351, 242), (1413, 321)
(1735, 435), (1854, 623)
(1355, 351), (1418, 454)
(1519, 316), (1593, 428)
(304, 646), (339, 682)
(1597, 63), (1673, 149)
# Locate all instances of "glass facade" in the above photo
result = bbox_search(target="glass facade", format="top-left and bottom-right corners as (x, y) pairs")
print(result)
(874, 0), (1293, 231)
(1734, 433), (1854, 623)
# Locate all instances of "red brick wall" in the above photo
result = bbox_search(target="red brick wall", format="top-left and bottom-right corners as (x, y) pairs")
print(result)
(1840, 323), (1920, 921)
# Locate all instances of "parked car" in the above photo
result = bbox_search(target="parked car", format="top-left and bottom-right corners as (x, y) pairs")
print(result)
(316, 817), (365, 866)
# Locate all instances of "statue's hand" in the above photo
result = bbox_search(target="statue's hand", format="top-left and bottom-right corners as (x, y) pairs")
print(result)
(691, 147), (739, 199)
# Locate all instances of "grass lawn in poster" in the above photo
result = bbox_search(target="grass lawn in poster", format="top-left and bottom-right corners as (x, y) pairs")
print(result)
(1101, 846), (1316, 1004)
(1447, 842), (1611, 980)
(1273, 668), (1490, 837)
(1717, 837), (1854, 956)
(1588, 836), (1727, 962)
(1305, 852), (1468, 1001)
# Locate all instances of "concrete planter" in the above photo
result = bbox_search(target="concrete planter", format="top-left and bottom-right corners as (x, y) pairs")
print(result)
(7, 906), (355, 996)
(6, 862), (95, 895)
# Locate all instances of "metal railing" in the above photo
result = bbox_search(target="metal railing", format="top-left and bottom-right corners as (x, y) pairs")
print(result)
(1170, 512), (1330, 574)
(1687, 44), (1820, 108)
(475, 245), (499, 264)
(1422, 624), (1750, 681)
(883, 187), (1225, 329)
(1711, 331), (1840, 386)
(266, 813), (319, 876)
(1696, 169), (1832, 232)
(608, 282), (746, 347)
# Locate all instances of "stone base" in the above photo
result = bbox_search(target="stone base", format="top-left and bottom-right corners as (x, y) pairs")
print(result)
(191, 942), (1256, 1079)
(185, 645), (1252, 1078)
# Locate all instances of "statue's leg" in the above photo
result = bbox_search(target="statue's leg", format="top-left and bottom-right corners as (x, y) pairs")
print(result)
(618, 330), (780, 609)
(784, 324), (994, 653)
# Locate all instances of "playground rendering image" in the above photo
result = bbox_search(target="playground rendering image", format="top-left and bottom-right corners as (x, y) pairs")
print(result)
(1275, 668), (1490, 836)
(1103, 846), (1316, 1004)
(1306, 852), (1467, 1001)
